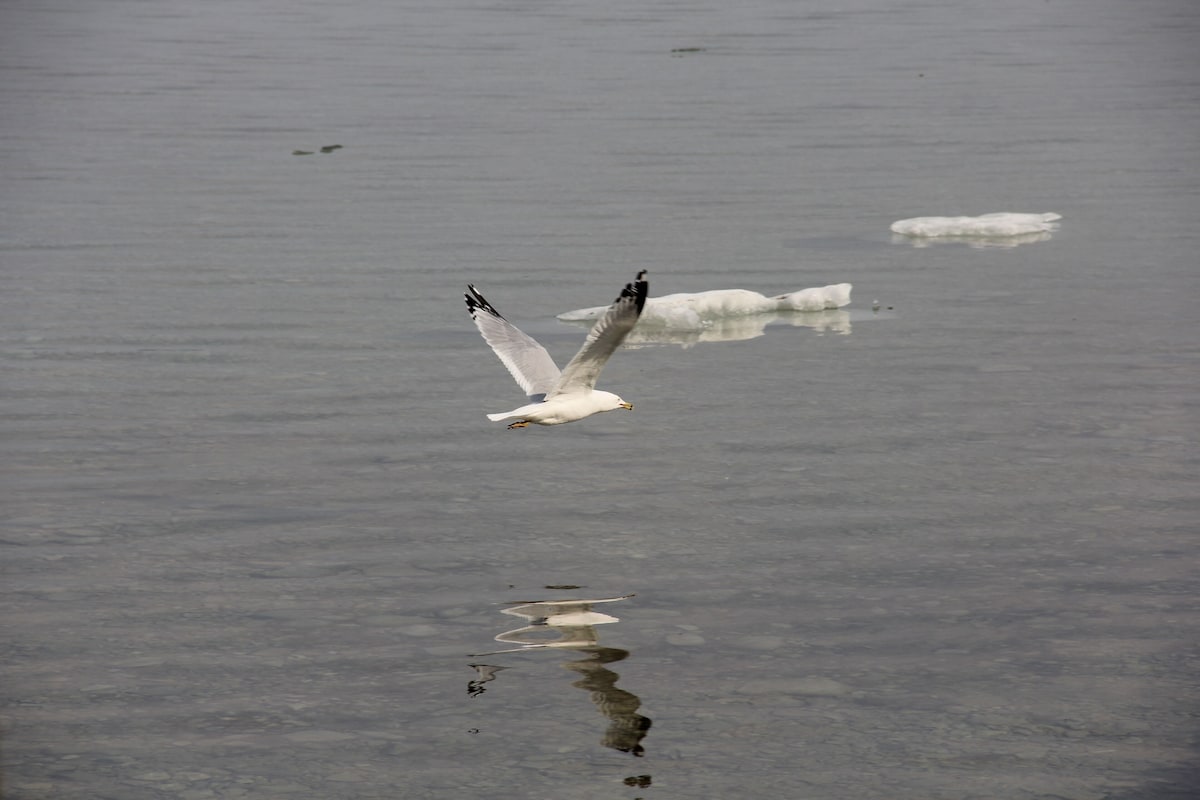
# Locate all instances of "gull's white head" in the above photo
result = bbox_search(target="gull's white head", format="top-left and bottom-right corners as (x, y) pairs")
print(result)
(595, 390), (634, 413)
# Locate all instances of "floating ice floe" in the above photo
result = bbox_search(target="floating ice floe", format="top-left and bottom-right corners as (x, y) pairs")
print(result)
(558, 283), (851, 325)
(557, 283), (853, 346)
(890, 212), (1061, 247)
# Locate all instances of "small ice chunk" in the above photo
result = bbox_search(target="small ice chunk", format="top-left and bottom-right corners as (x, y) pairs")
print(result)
(773, 283), (853, 311)
(890, 212), (1061, 237)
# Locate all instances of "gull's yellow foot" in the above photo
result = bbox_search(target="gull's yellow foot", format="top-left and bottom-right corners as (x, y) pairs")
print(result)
(507, 420), (530, 430)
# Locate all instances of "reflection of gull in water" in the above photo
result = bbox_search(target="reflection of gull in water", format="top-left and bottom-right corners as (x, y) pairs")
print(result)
(564, 648), (652, 757)
(467, 663), (508, 697)
(468, 595), (651, 756)
(470, 595), (634, 655)
(891, 212), (1061, 248)
(557, 284), (852, 346)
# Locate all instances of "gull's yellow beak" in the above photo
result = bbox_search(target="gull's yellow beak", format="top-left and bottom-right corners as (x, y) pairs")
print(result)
(620, 402), (634, 411)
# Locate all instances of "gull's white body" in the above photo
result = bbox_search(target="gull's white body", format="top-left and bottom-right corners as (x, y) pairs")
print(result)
(465, 272), (648, 428)
(486, 390), (629, 426)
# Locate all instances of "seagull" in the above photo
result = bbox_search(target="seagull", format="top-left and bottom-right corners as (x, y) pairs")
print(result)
(465, 271), (648, 429)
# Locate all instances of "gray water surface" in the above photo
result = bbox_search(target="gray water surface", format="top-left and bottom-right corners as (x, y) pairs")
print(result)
(3, 1), (1198, 798)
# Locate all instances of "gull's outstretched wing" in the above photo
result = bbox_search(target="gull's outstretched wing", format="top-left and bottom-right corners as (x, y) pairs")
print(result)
(550, 271), (648, 397)
(465, 285), (561, 400)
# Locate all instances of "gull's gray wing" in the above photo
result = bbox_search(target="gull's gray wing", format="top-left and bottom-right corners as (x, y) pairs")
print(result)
(465, 285), (561, 401)
(550, 271), (648, 397)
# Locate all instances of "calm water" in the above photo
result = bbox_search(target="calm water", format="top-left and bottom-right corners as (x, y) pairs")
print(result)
(3, 0), (1198, 798)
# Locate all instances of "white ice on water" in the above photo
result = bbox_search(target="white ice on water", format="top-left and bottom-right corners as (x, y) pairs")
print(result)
(557, 283), (852, 330)
(890, 212), (1061, 237)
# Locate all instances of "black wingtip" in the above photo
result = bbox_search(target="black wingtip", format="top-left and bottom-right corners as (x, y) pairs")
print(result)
(622, 270), (649, 315)
(464, 284), (505, 319)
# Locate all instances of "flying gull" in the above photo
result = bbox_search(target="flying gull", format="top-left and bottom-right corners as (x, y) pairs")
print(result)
(465, 271), (648, 429)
